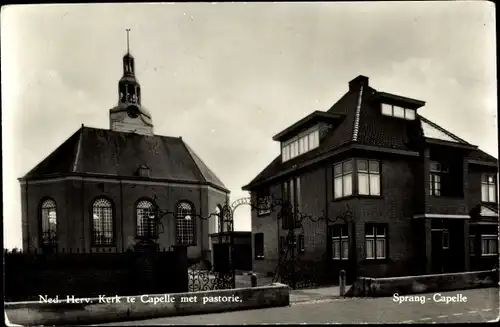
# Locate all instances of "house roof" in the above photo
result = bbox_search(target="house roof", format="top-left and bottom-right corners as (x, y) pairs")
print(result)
(480, 204), (498, 217)
(20, 126), (228, 192)
(242, 75), (498, 190)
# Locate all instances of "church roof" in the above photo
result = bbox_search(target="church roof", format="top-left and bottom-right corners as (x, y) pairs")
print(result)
(19, 126), (228, 192)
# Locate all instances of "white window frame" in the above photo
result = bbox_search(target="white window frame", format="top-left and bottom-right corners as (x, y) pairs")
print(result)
(92, 198), (114, 245)
(380, 103), (416, 121)
(281, 126), (320, 162)
(365, 224), (387, 260)
(136, 200), (156, 238)
(481, 173), (497, 203)
(333, 159), (353, 199)
(357, 159), (381, 196)
(332, 225), (349, 260)
(176, 202), (195, 246)
(481, 234), (498, 256)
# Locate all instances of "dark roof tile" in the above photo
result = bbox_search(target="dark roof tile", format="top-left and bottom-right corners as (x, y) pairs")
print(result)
(21, 127), (228, 191)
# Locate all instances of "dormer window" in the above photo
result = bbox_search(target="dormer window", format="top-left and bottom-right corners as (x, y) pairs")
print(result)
(381, 103), (415, 120)
(282, 127), (319, 162)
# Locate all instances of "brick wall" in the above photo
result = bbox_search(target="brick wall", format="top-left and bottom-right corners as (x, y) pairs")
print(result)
(21, 178), (227, 261)
(249, 149), (498, 280)
(4, 249), (185, 302)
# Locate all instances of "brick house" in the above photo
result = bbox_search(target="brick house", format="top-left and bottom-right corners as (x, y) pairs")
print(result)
(243, 75), (498, 282)
(18, 45), (228, 264)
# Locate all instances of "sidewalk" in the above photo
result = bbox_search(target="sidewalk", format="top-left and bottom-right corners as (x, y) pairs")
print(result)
(234, 273), (350, 303)
(290, 285), (351, 303)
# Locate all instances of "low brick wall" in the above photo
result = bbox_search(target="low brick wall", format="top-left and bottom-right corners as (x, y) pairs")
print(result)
(346, 269), (498, 298)
(5, 283), (290, 326)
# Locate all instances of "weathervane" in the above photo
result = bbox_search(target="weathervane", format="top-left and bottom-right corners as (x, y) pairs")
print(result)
(126, 28), (131, 53)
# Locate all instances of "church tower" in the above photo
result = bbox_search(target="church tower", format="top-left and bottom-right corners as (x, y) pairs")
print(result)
(109, 29), (154, 135)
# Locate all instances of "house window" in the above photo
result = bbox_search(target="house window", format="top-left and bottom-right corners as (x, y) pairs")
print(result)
(176, 202), (196, 245)
(365, 224), (387, 259)
(281, 127), (319, 162)
(298, 234), (305, 253)
(40, 199), (57, 246)
(280, 236), (287, 253)
(357, 160), (381, 196)
(282, 177), (301, 229)
(334, 160), (353, 199)
(136, 200), (156, 238)
(429, 161), (448, 196)
(481, 235), (498, 256)
(254, 233), (264, 259)
(257, 187), (271, 216)
(481, 173), (497, 203)
(442, 230), (449, 249)
(92, 198), (114, 245)
(332, 225), (349, 260)
(381, 103), (416, 121)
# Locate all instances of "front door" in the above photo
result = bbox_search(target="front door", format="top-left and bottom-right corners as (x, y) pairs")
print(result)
(431, 228), (451, 273)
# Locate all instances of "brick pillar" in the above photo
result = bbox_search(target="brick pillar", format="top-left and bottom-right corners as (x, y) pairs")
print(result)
(463, 220), (470, 271)
(424, 218), (432, 274)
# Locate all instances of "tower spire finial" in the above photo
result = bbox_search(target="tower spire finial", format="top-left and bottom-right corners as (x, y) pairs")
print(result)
(126, 28), (131, 54)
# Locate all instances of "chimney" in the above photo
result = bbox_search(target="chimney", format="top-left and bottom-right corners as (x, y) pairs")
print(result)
(349, 75), (369, 92)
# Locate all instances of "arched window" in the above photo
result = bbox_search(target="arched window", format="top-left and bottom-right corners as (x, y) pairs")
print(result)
(92, 198), (114, 245)
(40, 199), (57, 245)
(176, 202), (195, 245)
(137, 200), (156, 238)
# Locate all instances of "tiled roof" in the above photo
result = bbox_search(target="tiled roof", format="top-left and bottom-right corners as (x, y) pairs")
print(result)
(20, 126), (228, 192)
(243, 76), (498, 190)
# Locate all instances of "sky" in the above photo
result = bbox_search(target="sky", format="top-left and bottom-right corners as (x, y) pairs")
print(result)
(1, 2), (497, 250)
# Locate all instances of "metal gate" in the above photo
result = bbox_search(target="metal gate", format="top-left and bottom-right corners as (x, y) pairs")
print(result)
(257, 196), (355, 290)
(188, 203), (235, 292)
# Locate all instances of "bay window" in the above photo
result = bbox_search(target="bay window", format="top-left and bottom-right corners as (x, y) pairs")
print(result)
(357, 159), (381, 196)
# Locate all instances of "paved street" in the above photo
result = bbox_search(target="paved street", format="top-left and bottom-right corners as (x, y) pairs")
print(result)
(95, 287), (499, 325)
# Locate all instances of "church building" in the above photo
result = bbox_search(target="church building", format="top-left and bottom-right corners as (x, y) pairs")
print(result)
(19, 33), (229, 263)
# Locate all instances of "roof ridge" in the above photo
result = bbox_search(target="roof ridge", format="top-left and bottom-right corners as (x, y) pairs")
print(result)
(179, 139), (208, 184)
(419, 115), (470, 144)
(72, 126), (85, 172)
(351, 86), (364, 142)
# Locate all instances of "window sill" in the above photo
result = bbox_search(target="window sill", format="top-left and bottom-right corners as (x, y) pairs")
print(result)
(332, 195), (357, 202)
(254, 257), (265, 260)
(257, 211), (271, 217)
(358, 195), (383, 200)
(429, 195), (465, 199)
(480, 254), (498, 257)
(333, 195), (384, 202)
(361, 258), (393, 264)
(332, 258), (349, 261)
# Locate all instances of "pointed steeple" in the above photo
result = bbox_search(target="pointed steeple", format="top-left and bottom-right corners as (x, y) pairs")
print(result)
(118, 29), (141, 105)
(109, 29), (154, 136)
